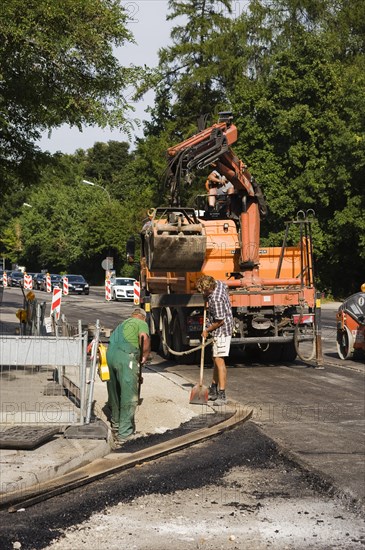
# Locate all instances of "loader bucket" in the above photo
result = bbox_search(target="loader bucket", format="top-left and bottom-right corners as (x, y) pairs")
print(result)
(142, 208), (207, 272)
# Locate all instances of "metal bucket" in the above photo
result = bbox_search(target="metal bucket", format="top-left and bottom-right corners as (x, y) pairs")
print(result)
(143, 209), (207, 272)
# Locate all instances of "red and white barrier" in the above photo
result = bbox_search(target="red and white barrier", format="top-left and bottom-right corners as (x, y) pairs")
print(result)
(3, 272), (7, 288)
(23, 273), (33, 290)
(63, 276), (69, 296)
(51, 287), (62, 320)
(105, 278), (111, 301)
(46, 273), (52, 293)
(133, 281), (140, 305)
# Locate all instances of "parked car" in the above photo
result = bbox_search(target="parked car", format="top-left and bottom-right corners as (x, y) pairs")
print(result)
(10, 271), (24, 287)
(63, 274), (90, 295)
(33, 273), (46, 290)
(0, 270), (3, 287)
(39, 274), (63, 291)
(110, 277), (136, 301)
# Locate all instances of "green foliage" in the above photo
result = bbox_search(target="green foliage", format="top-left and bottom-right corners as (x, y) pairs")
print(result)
(144, 0), (233, 139)
(224, 4), (365, 295)
(0, 0), (140, 171)
(83, 141), (132, 196)
(1, 0), (364, 295)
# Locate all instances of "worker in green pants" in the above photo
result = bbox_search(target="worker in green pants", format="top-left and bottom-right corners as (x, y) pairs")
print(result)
(106, 308), (150, 445)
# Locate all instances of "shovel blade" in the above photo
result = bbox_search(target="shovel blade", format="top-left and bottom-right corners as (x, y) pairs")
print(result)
(189, 384), (208, 405)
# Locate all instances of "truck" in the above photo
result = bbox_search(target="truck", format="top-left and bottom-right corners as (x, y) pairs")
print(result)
(138, 112), (317, 363)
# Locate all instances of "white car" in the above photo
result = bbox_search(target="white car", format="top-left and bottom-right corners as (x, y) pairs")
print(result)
(110, 277), (136, 301)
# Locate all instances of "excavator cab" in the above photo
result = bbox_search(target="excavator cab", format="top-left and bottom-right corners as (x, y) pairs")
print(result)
(195, 194), (242, 221)
(141, 207), (207, 272)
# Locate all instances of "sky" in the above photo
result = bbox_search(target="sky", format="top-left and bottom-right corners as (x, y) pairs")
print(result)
(37, 1), (174, 155)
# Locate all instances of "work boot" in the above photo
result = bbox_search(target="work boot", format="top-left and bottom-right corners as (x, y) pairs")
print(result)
(213, 390), (227, 406)
(208, 384), (218, 401)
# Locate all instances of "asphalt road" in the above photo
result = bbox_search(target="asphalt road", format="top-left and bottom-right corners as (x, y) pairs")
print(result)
(0, 288), (364, 549)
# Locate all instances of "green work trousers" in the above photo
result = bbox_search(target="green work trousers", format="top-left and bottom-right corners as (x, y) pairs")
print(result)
(106, 348), (139, 440)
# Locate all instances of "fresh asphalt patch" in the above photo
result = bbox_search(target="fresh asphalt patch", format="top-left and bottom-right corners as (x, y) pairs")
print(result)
(1, 421), (363, 550)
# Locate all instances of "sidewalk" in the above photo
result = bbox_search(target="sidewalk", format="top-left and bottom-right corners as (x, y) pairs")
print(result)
(0, 289), (218, 500)
(0, 362), (215, 498)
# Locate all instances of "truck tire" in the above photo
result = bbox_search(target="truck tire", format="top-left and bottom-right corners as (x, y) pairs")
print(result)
(281, 341), (297, 362)
(171, 316), (183, 362)
(150, 334), (160, 353)
(161, 314), (172, 359)
(262, 344), (283, 363)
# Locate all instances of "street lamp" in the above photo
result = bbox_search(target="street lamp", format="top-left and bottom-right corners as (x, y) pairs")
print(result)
(23, 202), (33, 208)
(82, 179), (111, 202)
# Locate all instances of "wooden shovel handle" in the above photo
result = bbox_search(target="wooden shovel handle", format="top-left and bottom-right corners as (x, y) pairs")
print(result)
(199, 304), (207, 386)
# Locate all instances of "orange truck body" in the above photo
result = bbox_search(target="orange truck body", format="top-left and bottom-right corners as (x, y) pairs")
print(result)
(140, 114), (316, 362)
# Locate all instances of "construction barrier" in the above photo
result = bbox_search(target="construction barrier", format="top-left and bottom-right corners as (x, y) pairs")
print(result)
(3, 272), (7, 287)
(105, 278), (111, 301)
(133, 281), (140, 305)
(63, 276), (69, 296)
(0, 330), (88, 426)
(51, 287), (62, 320)
(23, 273), (33, 290)
(46, 273), (52, 293)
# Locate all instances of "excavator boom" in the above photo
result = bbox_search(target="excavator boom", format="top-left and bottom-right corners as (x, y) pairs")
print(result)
(167, 118), (258, 200)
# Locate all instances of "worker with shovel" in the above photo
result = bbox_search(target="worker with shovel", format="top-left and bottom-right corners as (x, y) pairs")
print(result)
(106, 308), (150, 445)
(196, 275), (233, 406)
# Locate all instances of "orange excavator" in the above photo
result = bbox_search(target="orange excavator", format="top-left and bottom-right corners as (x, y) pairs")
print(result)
(140, 112), (317, 363)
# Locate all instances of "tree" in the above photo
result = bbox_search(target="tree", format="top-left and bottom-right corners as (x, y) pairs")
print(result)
(3, 144), (154, 279)
(140, 0), (365, 294)
(83, 141), (133, 201)
(0, 0), (144, 270)
(0, 0), (138, 170)
(226, 1), (365, 294)
(144, 0), (233, 138)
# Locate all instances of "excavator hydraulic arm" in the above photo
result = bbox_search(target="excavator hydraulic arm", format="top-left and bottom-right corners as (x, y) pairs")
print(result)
(143, 113), (267, 273)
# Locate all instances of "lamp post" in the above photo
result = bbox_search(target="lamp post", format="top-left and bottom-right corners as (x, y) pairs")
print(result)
(82, 179), (111, 202)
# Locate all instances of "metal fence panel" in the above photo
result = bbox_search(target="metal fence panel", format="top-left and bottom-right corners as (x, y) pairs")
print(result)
(0, 334), (87, 426)
(0, 336), (82, 366)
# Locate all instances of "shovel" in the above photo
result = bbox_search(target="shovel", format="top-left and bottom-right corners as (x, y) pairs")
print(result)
(189, 304), (209, 404)
(138, 335), (144, 405)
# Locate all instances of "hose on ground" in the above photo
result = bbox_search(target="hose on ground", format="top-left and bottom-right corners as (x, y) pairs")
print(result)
(294, 311), (316, 362)
(162, 337), (214, 356)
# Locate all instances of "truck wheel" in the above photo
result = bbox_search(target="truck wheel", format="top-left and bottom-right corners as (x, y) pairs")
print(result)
(245, 346), (261, 362)
(281, 341), (297, 362)
(336, 326), (354, 360)
(171, 316), (200, 365)
(161, 314), (172, 359)
(150, 334), (160, 353)
(171, 316), (183, 362)
(262, 344), (282, 363)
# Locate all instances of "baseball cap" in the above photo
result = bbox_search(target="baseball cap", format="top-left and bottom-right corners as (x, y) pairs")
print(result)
(132, 307), (147, 318)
